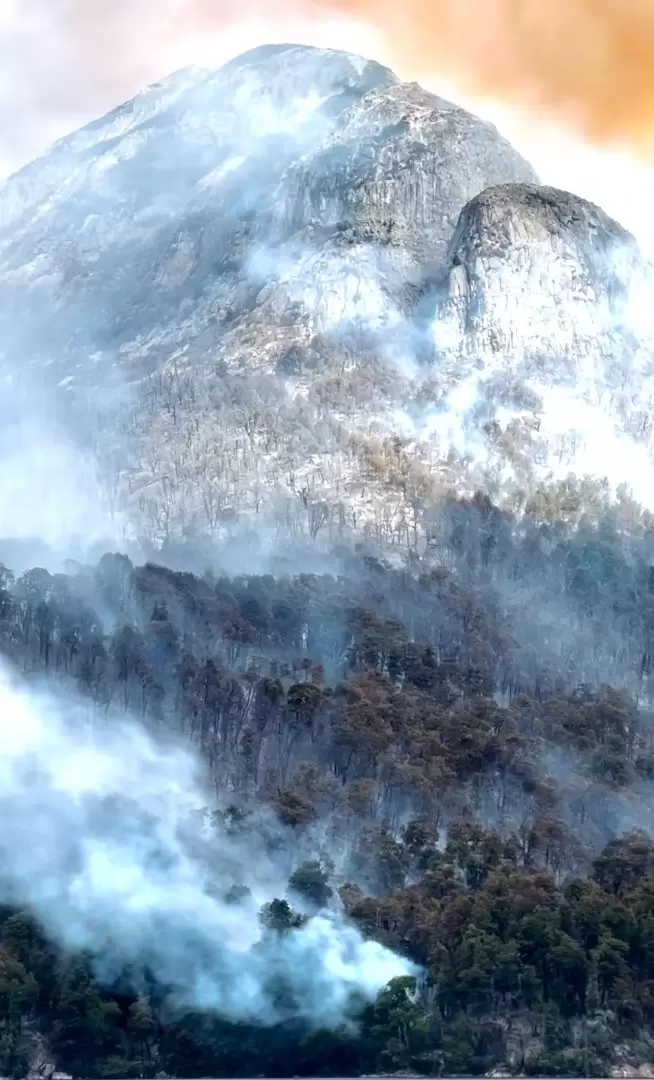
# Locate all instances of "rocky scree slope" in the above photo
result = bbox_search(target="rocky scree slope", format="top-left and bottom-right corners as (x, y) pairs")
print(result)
(0, 43), (649, 556)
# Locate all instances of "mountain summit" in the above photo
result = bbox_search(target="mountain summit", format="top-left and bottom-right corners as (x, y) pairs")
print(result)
(0, 43), (648, 560)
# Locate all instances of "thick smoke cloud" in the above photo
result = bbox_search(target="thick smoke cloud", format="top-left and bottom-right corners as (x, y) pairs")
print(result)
(0, 663), (411, 1025)
(313, 0), (654, 151)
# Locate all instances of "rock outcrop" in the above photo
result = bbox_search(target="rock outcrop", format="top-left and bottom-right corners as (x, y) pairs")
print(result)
(433, 183), (643, 374)
(424, 184), (654, 511)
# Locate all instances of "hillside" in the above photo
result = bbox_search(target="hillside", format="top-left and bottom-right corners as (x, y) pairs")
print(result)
(0, 43), (545, 558)
(0, 514), (653, 1076)
(0, 45), (651, 565)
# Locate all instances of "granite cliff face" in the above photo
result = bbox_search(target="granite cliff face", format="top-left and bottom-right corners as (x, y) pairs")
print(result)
(0, 43), (649, 560)
(426, 184), (654, 511)
(436, 184), (641, 371)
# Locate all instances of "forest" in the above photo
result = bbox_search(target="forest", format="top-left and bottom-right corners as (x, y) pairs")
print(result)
(2, 489), (654, 1076)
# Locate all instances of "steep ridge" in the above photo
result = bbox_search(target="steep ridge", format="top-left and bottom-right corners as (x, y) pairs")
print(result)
(0, 43), (650, 560)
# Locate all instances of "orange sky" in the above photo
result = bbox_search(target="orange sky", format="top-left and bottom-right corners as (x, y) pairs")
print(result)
(304, 0), (654, 152)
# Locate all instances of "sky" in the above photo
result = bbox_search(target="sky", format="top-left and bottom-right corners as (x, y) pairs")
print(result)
(0, 1), (653, 250)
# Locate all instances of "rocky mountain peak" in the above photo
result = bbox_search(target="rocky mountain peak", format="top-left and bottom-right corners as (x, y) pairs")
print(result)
(0, 44), (648, 563)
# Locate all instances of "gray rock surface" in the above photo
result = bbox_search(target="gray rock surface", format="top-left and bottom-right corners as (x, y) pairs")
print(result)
(0, 44), (534, 386)
(434, 183), (642, 374)
(423, 184), (654, 512)
(0, 43), (649, 559)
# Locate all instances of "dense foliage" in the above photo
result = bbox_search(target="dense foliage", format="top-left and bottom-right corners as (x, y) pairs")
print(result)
(6, 832), (654, 1078)
(3, 491), (654, 1075)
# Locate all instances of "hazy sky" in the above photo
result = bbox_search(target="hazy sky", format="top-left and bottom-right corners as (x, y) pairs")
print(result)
(0, 1), (653, 250)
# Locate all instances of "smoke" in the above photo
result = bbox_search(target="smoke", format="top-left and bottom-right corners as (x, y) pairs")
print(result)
(12, 0), (654, 149)
(0, 0), (378, 176)
(0, 663), (411, 1025)
(0, 369), (126, 571)
(4, 1), (654, 164)
(0, 0), (651, 1039)
(310, 0), (654, 154)
(0, 0), (211, 171)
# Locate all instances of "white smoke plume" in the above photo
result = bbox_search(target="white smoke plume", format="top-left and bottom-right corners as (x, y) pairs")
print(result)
(0, 663), (412, 1025)
(0, 372), (126, 570)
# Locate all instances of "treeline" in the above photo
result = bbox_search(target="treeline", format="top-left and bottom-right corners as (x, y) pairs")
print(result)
(1, 492), (654, 1073)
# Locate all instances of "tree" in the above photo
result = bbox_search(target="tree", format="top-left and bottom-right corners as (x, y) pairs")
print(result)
(362, 977), (429, 1073)
(258, 899), (306, 936)
(288, 860), (333, 910)
(0, 947), (37, 1078)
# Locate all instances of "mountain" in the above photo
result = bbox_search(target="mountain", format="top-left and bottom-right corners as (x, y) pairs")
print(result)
(4, 45), (654, 1078)
(0, 42), (649, 563)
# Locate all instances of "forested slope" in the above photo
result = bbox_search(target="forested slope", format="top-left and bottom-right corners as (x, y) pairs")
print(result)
(0, 492), (652, 1076)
